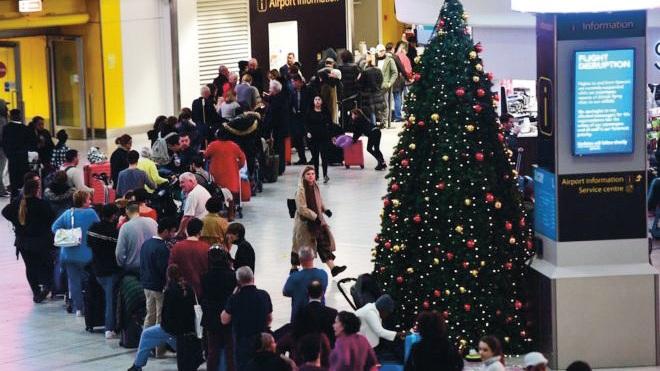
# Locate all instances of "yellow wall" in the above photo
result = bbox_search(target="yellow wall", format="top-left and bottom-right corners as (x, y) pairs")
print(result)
(8, 36), (50, 122)
(0, 0), (88, 17)
(381, 0), (405, 46)
(98, 0), (124, 130)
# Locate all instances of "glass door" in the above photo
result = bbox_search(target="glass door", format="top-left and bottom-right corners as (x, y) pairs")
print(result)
(0, 42), (22, 112)
(48, 37), (86, 139)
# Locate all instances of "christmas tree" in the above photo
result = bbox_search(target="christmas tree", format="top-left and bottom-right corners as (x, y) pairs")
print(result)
(372, 0), (535, 354)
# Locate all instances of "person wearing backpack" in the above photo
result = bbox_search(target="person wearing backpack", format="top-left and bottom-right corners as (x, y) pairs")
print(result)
(150, 131), (177, 167)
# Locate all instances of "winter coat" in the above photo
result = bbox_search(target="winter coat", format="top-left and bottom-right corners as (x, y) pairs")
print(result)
(378, 55), (399, 90)
(339, 63), (361, 100)
(292, 168), (336, 255)
(358, 68), (386, 119)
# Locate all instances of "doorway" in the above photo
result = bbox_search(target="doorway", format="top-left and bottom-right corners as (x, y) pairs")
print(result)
(0, 42), (23, 113)
(48, 36), (86, 139)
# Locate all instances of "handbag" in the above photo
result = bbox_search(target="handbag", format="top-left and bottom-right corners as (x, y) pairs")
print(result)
(287, 198), (296, 218)
(53, 208), (82, 248)
(193, 292), (203, 339)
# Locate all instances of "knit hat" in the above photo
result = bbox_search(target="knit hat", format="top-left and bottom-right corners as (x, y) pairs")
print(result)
(524, 352), (548, 367)
(375, 294), (395, 314)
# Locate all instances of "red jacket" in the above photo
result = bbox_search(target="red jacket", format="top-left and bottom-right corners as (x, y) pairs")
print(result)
(205, 140), (246, 194)
(168, 239), (210, 297)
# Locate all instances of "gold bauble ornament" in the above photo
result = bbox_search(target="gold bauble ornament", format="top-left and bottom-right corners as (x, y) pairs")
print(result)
(459, 287), (466, 294)
(506, 149), (514, 157)
(480, 261), (486, 267)
(464, 198), (472, 206)
(431, 113), (440, 122)
(393, 245), (401, 252)
(433, 258), (440, 265)
(462, 12), (469, 20)
(371, 250), (377, 257)
(468, 51), (477, 60)
(406, 267), (414, 274)
(475, 64), (483, 71)
(494, 201), (502, 209)
(504, 336), (510, 343)
(380, 210), (384, 217)
(509, 237), (517, 245)
(465, 124), (475, 132)
(414, 56), (422, 64)
(470, 270), (479, 277)
(392, 199), (401, 207)
(408, 115), (416, 123)
(472, 76), (480, 83)
(445, 289), (451, 296)
(512, 169), (519, 176)
(455, 225), (464, 234)
(408, 143), (416, 150)
(459, 339), (468, 347)
(442, 155), (449, 162)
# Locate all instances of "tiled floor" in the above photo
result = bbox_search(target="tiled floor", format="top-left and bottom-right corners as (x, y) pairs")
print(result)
(0, 126), (659, 370)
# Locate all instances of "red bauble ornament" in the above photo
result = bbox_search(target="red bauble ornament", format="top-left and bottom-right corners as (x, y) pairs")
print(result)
(383, 199), (391, 207)
(374, 235), (380, 243)
(413, 73), (421, 82)
(495, 309), (502, 316)
(389, 213), (398, 222)
(476, 88), (486, 97)
(466, 240), (475, 249)
(401, 159), (410, 167)
(519, 218), (526, 227)
(439, 19), (445, 27)
(446, 252), (454, 261)
(472, 104), (483, 113)
(504, 262), (513, 270)
(398, 149), (405, 156)
(433, 289), (441, 298)
(442, 310), (450, 319)
(396, 276), (404, 284)
(485, 193), (495, 203)
(506, 316), (513, 323)
(520, 330), (527, 338)
(464, 303), (471, 312)
(418, 121), (425, 128)
(475, 152), (484, 162)
(526, 240), (534, 250)
(505, 221), (513, 231)
(475, 43), (483, 53)
(413, 214), (422, 224)
(423, 300), (430, 310)
(497, 133), (505, 143)
(384, 241), (392, 249)
(455, 88), (466, 97)
(493, 94), (500, 102)
(391, 183), (400, 192)
(487, 72), (494, 81)
(462, 261), (470, 269)
(514, 300), (523, 310)
(379, 266), (386, 272)
(436, 181), (446, 190)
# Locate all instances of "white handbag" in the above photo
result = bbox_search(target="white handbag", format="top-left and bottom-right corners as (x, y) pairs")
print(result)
(193, 292), (203, 339)
(53, 208), (83, 248)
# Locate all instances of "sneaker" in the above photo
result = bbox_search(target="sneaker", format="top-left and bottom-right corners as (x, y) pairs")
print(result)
(33, 289), (48, 304)
(105, 331), (117, 339)
(323, 176), (330, 184)
(331, 265), (347, 277)
(75, 310), (83, 317)
(127, 366), (142, 371)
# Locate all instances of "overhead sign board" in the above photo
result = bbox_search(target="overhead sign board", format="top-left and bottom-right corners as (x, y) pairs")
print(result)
(512, 0), (660, 13)
(18, 0), (42, 13)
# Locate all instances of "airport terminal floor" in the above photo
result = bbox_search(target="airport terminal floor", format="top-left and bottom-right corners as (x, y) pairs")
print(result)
(0, 126), (658, 371)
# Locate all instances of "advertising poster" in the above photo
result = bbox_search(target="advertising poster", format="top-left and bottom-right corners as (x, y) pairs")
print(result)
(534, 167), (557, 240)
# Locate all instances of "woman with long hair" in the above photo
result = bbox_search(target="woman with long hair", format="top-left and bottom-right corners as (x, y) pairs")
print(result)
(305, 95), (332, 183)
(291, 166), (346, 277)
(2, 178), (56, 303)
(329, 311), (378, 371)
(110, 134), (132, 189)
(479, 335), (505, 371)
(404, 311), (463, 371)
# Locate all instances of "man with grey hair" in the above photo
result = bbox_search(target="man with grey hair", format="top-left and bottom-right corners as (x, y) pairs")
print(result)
(265, 76), (290, 175)
(176, 171), (211, 237)
(191, 84), (218, 139)
(221, 266), (273, 370)
(283, 247), (328, 321)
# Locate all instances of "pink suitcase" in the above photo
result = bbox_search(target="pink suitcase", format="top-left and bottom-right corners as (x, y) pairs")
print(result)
(84, 163), (116, 204)
(343, 140), (364, 169)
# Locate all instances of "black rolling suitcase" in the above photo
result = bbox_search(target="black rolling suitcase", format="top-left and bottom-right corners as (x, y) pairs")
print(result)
(263, 143), (279, 183)
(83, 272), (106, 332)
(117, 274), (146, 348)
(176, 333), (205, 371)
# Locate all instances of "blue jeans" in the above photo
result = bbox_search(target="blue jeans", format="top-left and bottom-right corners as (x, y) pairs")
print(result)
(96, 274), (119, 331)
(64, 261), (88, 312)
(393, 90), (403, 121)
(134, 324), (177, 368)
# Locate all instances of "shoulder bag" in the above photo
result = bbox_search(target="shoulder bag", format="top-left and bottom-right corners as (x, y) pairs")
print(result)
(54, 208), (83, 247)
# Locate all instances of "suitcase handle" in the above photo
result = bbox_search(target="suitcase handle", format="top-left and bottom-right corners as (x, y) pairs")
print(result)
(336, 277), (358, 310)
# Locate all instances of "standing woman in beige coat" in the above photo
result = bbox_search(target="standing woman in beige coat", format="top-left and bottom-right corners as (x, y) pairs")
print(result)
(291, 166), (347, 277)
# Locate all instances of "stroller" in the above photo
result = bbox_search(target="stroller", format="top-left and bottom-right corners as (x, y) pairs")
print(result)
(336, 273), (382, 310)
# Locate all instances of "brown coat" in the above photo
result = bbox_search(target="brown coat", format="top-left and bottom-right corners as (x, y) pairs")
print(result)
(291, 168), (336, 255)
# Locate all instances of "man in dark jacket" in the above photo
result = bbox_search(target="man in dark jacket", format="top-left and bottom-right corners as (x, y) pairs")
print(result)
(338, 49), (361, 128)
(2, 109), (35, 197)
(247, 58), (266, 95)
(265, 79), (290, 175)
(191, 85), (220, 144)
(140, 217), (178, 328)
(290, 75), (312, 164)
(293, 279), (338, 346)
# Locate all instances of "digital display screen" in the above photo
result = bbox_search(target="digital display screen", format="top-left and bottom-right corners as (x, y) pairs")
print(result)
(573, 49), (635, 156)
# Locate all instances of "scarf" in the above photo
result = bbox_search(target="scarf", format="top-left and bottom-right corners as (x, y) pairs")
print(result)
(304, 181), (319, 216)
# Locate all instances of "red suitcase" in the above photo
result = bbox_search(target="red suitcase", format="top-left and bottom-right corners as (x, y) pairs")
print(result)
(343, 140), (364, 169)
(284, 137), (292, 165)
(84, 163), (116, 204)
(240, 179), (251, 202)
